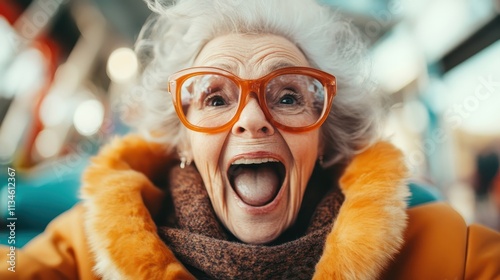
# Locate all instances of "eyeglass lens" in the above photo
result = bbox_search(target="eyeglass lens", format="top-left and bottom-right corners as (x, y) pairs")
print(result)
(179, 73), (326, 129)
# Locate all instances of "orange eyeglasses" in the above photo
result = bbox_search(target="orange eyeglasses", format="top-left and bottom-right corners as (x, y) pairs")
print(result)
(168, 66), (336, 133)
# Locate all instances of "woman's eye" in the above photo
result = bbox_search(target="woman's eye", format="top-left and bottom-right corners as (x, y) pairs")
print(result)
(278, 88), (304, 105)
(206, 95), (226, 106)
(280, 94), (296, 105)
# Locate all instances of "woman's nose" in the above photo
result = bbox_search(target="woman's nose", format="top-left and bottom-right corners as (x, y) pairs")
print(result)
(231, 97), (275, 137)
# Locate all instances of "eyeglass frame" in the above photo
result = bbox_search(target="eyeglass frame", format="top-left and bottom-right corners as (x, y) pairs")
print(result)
(168, 66), (337, 133)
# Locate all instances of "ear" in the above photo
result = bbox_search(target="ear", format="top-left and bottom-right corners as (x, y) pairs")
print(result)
(177, 127), (194, 163)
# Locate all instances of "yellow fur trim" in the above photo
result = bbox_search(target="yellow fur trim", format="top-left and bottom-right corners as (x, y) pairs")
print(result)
(313, 142), (410, 279)
(80, 135), (195, 279)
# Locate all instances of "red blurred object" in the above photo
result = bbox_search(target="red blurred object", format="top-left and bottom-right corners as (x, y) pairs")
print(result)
(1, 0), (60, 168)
(0, 1), (22, 24)
(18, 39), (59, 167)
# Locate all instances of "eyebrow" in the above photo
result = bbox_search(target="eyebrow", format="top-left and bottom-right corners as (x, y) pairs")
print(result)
(211, 61), (297, 74)
(211, 63), (236, 72)
(265, 61), (296, 72)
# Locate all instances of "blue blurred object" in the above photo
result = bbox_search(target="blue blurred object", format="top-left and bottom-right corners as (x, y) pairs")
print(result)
(0, 156), (88, 247)
(407, 181), (443, 207)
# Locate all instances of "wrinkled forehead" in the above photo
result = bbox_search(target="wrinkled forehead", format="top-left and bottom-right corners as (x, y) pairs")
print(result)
(193, 33), (310, 79)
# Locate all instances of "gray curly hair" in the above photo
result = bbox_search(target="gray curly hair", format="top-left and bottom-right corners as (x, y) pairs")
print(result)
(123, 0), (384, 166)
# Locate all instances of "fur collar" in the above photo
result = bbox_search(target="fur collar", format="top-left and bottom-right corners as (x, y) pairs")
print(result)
(80, 135), (409, 279)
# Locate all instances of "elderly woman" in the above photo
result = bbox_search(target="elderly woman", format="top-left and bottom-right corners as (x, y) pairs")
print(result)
(1, 0), (499, 279)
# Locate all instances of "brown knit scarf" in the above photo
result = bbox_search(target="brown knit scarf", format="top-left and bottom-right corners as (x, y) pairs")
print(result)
(158, 164), (344, 280)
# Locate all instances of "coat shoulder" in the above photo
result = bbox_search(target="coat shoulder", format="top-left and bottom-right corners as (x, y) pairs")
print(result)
(382, 202), (500, 280)
(0, 204), (98, 279)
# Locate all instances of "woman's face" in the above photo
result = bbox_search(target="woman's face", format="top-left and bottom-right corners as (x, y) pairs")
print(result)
(186, 33), (322, 244)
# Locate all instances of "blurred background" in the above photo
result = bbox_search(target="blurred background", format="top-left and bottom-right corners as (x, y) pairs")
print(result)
(0, 0), (499, 246)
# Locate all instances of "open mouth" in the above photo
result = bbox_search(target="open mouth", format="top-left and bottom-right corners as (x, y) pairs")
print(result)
(228, 158), (286, 207)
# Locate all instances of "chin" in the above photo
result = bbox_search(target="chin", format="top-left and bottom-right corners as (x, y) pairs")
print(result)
(220, 177), (296, 244)
(231, 220), (287, 245)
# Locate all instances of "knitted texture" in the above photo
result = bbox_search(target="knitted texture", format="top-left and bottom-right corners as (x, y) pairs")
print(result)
(159, 164), (344, 280)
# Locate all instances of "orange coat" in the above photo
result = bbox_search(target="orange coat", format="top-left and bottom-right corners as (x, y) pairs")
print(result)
(1, 135), (499, 279)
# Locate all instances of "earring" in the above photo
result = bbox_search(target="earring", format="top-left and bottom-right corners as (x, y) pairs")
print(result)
(180, 156), (192, 169)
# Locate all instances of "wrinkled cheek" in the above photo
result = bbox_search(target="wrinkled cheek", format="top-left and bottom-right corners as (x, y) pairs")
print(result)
(194, 165), (231, 229)
(288, 150), (317, 218)
(288, 167), (309, 217)
(207, 173), (228, 216)
(194, 159), (225, 206)
(188, 133), (226, 177)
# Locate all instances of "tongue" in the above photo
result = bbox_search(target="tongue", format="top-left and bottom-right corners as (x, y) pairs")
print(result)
(233, 165), (280, 206)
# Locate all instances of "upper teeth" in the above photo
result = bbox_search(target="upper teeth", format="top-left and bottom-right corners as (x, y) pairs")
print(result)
(232, 158), (279, 165)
